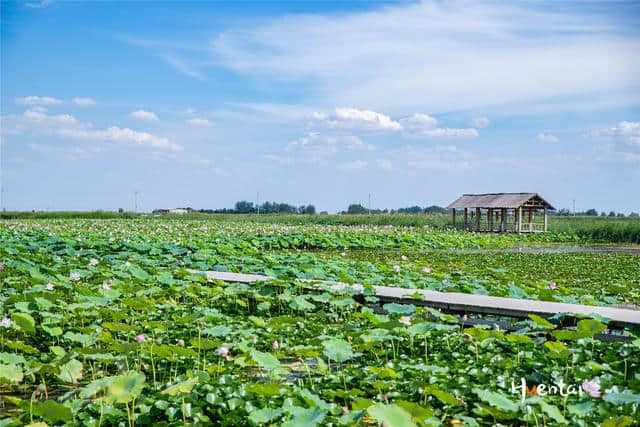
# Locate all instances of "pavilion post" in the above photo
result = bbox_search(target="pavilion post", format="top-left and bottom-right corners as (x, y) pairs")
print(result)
(500, 208), (506, 232)
(544, 208), (548, 232)
(488, 208), (493, 231)
(452, 208), (456, 228)
(475, 207), (481, 231)
(464, 208), (468, 230)
(516, 207), (522, 233)
(528, 209), (533, 232)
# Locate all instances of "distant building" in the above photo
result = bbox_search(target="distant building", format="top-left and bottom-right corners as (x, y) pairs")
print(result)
(152, 208), (190, 215)
(447, 193), (555, 233)
(168, 208), (189, 214)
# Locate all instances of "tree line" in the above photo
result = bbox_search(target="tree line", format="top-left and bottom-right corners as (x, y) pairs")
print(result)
(556, 208), (639, 218)
(153, 202), (638, 217)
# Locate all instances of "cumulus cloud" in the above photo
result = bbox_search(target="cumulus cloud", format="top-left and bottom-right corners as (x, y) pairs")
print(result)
(400, 113), (478, 138)
(337, 160), (367, 171)
(129, 110), (159, 121)
(285, 132), (373, 162)
(2, 108), (180, 152)
(16, 96), (62, 105)
(536, 133), (559, 143)
(591, 121), (640, 147)
(186, 118), (212, 126)
(310, 107), (401, 131)
(310, 109), (478, 138)
(58, 127), (182, 151)
(472, 116), (490, 128)
(73, 97), (96, 106)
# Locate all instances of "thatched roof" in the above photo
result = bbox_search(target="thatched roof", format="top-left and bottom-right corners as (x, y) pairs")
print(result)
(447, 193), (555, 210)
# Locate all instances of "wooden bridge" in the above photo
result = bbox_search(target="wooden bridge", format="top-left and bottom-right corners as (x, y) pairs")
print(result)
(191, 270), (640, 335)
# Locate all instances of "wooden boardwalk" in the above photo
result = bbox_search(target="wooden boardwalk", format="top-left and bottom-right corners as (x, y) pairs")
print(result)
(191, 270), (640, 328)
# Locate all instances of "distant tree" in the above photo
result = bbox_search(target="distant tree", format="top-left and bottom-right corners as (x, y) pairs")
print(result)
(600, 212), (606, 217)
(557, 208), (571, 216)
(608, 211), (616, 217)
(118, 208), (124, 213)
(584, 209), (598, 216)
(424, 205), (447, 213)
(347, 204), (367, 214)
(629, 212), (639, 217)
(234, 201), (255, 213)
(299, 205), (316, 214)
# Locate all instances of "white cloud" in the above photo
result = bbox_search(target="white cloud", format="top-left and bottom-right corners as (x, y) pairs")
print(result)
(58, 127), (182, 151)
(2, 108), (180, 152)
(591, 121), (640, 147)
(25, 0), (52, 9)
(211, 1), (640, 113)
(376, 159), (393, 171)
(286, 132), (373, 162)
(400, 113), (478, 138)
(73, 97), (96, 106)
(16, 96), (62, 105)
(129, 110), (159, 121)
(22, 109), (78, 125)
(310, 109), (477, 138)
(536, 133), (559, 143)
(186, 118), (212, 127)
(337, 160), (367, 171)
(310, 107), (401, 131)
(472, 116), (490, 128)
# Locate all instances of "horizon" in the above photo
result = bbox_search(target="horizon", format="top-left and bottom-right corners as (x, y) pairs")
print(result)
(1, 0), (639, 214)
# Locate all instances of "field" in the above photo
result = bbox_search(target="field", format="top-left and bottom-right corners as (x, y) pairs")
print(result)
(1, 219), (639, 426)
(2, 212), (639, 244)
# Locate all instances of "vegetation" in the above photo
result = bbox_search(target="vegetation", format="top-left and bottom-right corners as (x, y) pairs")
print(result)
(0, 219), (639, 426)
(2, 212), (639, 243)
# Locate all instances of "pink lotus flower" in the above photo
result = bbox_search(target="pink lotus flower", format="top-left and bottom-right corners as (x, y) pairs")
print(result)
(549, 282), (558, 290)
(422, 267), (431, 273)
(340, 252), (346, 257)
(0, 264), (5, 271)
(89, 258), (99, 266)
(401, 255), (408, 261)
(102, 280), (112, 290)
(69, 272), (81, 281)
(399, 316), (412, 326)
(582, 380), (601, 397)
(135, 334), (145, 343)
(216, 347), (229, 357)
(45, 283), (55, 291)
(252, 335), (258, 344)
(393, 265), (401, 273)
(0, 317), (11, 328)
(124, 261), (131, 268)
(273, 339), (279, 350)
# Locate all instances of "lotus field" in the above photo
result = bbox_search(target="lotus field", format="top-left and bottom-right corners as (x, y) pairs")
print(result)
(1, 219), (639, 426)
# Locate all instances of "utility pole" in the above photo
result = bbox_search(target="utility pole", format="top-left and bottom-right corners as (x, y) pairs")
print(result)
(134, 191), (139, 213)
(368, 193), (371, 215)
(572, 199), (576, 216)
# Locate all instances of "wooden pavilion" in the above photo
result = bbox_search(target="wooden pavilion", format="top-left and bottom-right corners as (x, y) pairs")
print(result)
(447, 193), (555, 233)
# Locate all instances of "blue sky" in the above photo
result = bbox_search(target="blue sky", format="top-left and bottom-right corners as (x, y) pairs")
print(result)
(1, 0), (639, 213)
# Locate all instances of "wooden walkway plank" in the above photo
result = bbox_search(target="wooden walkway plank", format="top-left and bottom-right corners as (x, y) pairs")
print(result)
(189, 270), (640, 327)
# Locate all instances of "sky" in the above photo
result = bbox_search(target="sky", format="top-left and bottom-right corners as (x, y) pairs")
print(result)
(1, 0), (639, 213)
